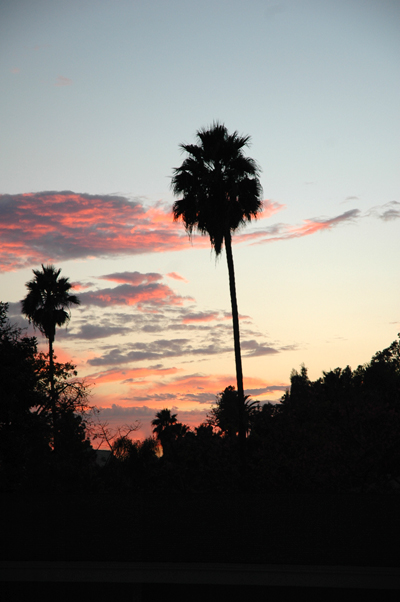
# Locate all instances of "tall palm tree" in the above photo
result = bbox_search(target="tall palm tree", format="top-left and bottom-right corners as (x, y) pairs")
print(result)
(21, 264), (80, 450)
(171, 123), (263, 444)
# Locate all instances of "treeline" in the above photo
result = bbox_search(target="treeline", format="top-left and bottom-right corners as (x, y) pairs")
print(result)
(1, 301), (400, 493)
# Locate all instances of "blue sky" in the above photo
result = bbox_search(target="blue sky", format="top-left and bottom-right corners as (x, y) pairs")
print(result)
(1, 0), (399, 439)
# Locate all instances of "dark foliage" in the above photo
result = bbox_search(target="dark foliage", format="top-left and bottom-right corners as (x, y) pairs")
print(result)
(0, 303), (95, 491)
(206, 385), (260, 438)
(248, 337), (400, 492)
(2, 297), (400, 494)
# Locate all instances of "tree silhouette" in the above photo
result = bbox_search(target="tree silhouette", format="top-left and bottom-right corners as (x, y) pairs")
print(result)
(0, 302), (49, 488)
(1, 303), (94, 490)
(172, 123), (263, 444)
(151, 408), (178, 456)
(21, 264), (80, 451)
(207, 385), (260, 438)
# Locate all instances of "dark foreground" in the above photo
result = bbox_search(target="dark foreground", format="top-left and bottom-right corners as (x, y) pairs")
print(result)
(1, 493), (400, 599)
(2, 492), (399, 565)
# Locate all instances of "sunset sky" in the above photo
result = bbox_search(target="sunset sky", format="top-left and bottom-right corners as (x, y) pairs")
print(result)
(1, 0), (399, 440)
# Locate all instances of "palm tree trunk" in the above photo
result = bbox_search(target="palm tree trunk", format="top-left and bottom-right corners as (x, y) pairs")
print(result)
(49, 338), (57, 453)
(224, 230), (246, 447)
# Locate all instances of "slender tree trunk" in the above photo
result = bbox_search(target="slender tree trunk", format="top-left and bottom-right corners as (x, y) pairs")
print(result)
(224, 230), (246, 448)
(49, 337), (57, 453)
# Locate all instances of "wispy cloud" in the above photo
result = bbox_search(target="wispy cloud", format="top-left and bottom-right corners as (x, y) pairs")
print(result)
(55, 76), (72, 86)
(258, 200), (285, 218)
(58, 323), (128, 340)
(181, 311), (229, 324)
(241, 339), (280, 357)
(86, 365), (179, 385)
(124, 372), (290, 405)
(86, 335), (233, 366)
(374, 201), (400, 222)
(167, 272), (188, 282)
(85, 319), (284, 366)
(239, 208), (361, 245)
(70, 281), (95, 291)
(2, 191), (388, 273)
(99, 271), (162, 285)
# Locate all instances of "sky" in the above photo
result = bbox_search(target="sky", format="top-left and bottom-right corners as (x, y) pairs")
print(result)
(1, 0), (399, 442)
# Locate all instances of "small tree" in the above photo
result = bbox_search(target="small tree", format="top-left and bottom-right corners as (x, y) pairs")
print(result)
(207, 386), (260, 438)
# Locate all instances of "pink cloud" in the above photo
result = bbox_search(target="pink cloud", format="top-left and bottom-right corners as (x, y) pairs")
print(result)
(166, 272), (188, 283)
(0, 192), (363, 273)
(79, 282), (192, 309)
(86, 366), (179, 385)
(258, 200), (286, 218)
(70, 282), (94, 291)
(238, 209), (361, 245)
(182, 311), (229, 324)
(0, 191), (194, 271)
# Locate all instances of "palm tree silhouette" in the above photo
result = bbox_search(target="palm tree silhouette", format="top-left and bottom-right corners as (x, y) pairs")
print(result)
(172, 123), (263, 444)
(151, 409), (178, 436)
(151, 409), (178, 455)
(207, 386), (260, 438)
(21, 264), (80, 450)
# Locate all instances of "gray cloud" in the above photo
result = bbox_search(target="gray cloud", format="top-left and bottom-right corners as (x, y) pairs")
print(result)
(241, 339), (280, 357)
(98, 404), (156, 418)
(57, 323), (128, 340)
(87, 336), (232, 366)
(245, 385), (289, 396)
(378, 201), (400, 221)
(99, 271), (162, 285)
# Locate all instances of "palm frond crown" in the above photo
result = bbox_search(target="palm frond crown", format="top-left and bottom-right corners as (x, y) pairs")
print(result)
(151, 408), (178, 437)
(172, 122), (263, 255)
(21, 264), (80, 342)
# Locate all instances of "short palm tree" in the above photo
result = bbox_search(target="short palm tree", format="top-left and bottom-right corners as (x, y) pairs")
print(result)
(207, 386), (260, 438)
(151, 408), (177, 438)
(151, 408), (178, 455)
(21, 264), (80, 450)
(172, 123), (263, 444)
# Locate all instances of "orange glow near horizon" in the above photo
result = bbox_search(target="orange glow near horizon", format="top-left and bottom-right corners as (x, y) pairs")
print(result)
(86, 365), (179, 385)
